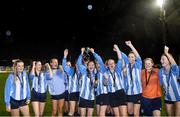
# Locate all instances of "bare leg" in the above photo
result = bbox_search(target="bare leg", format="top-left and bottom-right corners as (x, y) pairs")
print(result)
(64, 100), (69, 114)
(19, 105), (30, 116)
(39, 102), (46, 117)
(127, 102), (134, 115)
(134, 104), (140, 117)
(96, 105), (100, 116)
(58, 99), (64, 116)
(165, 103), (174, 116)
(119, 105), (128, 117)
(87, 108), (94, 116)
(99, 105), (107, 116)
(11, 109), (20, 117)
(69, 101), (76, 116)
(80, 108), (86, 117)
(152, 110), (161, 117)
(52, 100), (58, 116)
(175, 101), (180, 116)
(112, 107), (120, 117)
(32, 102), (39, 116)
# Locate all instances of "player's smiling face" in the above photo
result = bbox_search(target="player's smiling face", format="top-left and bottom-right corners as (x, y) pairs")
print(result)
(50, 59), (58, 69)
(16, 62), (24, 72)
(87, 61), (95, 72)
(35, 61), (42, 71)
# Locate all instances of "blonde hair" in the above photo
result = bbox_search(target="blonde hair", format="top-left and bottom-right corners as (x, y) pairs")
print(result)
(13, 60), (24, 84)
(143, 58), (154, 65)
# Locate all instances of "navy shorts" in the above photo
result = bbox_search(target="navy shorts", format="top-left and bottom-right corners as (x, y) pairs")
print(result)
(141, 97), (162, 116)
(109, 89), (127, 107)
(96, 94), (109, 105)
(31, 89), (47, 102)
(79, 97), (94, 108)
(51, 92), (66, 100)
(69, 92), (79, 101)
(64, 90), (69, 101)
(164, 100), (180, 104)
(10, 97), (27, 109)
(127, 94), (142, 104)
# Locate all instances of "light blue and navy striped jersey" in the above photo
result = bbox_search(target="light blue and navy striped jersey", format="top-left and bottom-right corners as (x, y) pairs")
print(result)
(29, 72), (47, 93)
(95, 71), (109, 96)
(124, 56), (142, 95)
(64, 73), (69, 91)
(62, 58), (79, 93)
(77, 54), (95, 100)
(4, 71), (30, 107)
(93, 53), (108, 95)
(106, 68), (124, 93)
(159, 65), (180, 101)
(93, 52), (124, 93)
(46, 69), (66, 95)
(121, 53), (129, 92)
(78, 73), (82, 92)
(120, 70), (126, 90)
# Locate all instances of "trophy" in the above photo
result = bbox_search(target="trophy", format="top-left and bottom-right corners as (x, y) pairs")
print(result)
(83, 47), (91, 62)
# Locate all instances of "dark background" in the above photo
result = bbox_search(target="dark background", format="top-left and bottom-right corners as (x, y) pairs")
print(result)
(0, 0), (180, 65)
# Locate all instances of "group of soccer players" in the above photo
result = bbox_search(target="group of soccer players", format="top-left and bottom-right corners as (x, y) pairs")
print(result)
(4, 41), (180, 116)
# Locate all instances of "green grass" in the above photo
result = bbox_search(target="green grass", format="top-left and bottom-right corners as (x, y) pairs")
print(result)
(0, 73), (52, 116)
(0, 73), (166, 116)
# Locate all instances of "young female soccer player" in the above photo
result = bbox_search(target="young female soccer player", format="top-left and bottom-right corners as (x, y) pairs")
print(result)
(62, 49), (80, 116)
(4, 60), (30, 116)
(89, 48), (109, 116)
(141, 58), (162, 116)
(92, 45), (128, 116)
(77, 48), (96, 116)
(124, 41), (142, 116)
(159, 46), (180, 116)
(63, 70), (69, 116)
(29, 61), (52, 117)
(46, 58), (66, 116)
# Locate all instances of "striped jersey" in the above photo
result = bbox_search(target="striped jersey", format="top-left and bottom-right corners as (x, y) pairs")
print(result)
(92, 53), (108, 95)
(93, 52), (124, 93)
(29, 72), (47, 93)
(125, 56), (142, 95)
(4, 71), (30, 107)
(159, 65), (180, 101)
(77, 54), (95, 100)
(62, 57), (79, 93)
(64, 73), (69, 91)
(95, 71), (108, 96)
(106, 67), (124, 93)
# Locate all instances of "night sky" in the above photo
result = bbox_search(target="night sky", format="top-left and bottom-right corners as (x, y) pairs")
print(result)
(0, 0), (180, 65)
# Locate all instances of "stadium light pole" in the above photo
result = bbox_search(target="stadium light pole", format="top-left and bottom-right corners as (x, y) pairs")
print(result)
(157, 0), (166, 45)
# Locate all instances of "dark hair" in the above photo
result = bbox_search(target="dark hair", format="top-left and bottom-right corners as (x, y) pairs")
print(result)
(128, 51), (135, 56)
(86, 66), (98, 87)
(50, 58), (58, 63)
(161, 53), (171, 64)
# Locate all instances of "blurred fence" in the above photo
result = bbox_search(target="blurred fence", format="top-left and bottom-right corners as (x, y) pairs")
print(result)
(0, 66), (30, 73)
(0, 66), (12, 73)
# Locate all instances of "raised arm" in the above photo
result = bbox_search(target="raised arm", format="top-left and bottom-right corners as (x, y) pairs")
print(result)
(164, 46), (176, 65)
(125, 41), (140, 58)
(77, 48), (86, 74)
(90, 48), (107, 73)
(113, 44), (122, 60)
(113, 44), (122, 72)
(62, 49), (73, 75)
(45, 63), (53, 79)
